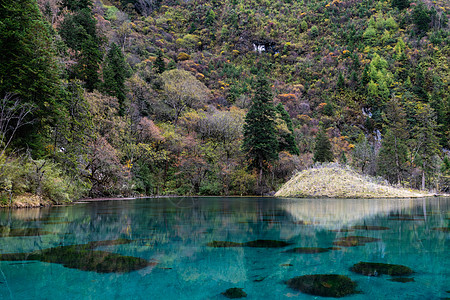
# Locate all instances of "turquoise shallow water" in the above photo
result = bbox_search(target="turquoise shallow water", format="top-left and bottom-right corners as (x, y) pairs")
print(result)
(0, 197), (448, 299)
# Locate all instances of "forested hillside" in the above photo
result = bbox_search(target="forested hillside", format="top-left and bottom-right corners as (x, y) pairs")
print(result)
(0, 0), (449, 205)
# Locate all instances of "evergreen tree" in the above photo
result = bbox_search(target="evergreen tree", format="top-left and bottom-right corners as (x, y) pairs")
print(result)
(392, 0), (409, 10)
(153, 50), (165, 74)
(275, 103), (299, 155)
(59, 7), (103, 91)
(0, 0), (61, 151)
(378, 129), (408, 184)
(313, 126), (333, 163)
(361, 65), (370, 86)
(103, 43), (129, 114)
(61, 0), (92, 11)
(413, 2), (431, 33)
(337, 72), (345, 90)
(76, 36), (102, 92)
(410, 104), (440, 189)
(242, 72), (278, 184)
(377, 98), (409, 184)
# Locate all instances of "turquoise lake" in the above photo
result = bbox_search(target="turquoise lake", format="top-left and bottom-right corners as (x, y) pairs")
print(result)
(0, 197), (448, 299)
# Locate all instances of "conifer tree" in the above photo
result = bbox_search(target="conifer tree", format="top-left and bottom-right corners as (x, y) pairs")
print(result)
(242, 72), (278, 184)
(378, 129), (408, 184)
(377, 98), (409, 184)
(0, 0), (61, 151)
(103, 43), (129, 115)
(313, 126), (333, 163)
(411, 104), (440, 189)
(275, 103), (299, 155)
(392, 0), (409, 10)
(154, 50), (165, 74)
(59, 5), (103, 91)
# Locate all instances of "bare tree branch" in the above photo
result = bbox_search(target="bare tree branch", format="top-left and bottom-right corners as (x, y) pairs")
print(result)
(0, 93), (35, 157)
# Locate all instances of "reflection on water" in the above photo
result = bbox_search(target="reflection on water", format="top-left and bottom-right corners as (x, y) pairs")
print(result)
(0, 197), (448, 299)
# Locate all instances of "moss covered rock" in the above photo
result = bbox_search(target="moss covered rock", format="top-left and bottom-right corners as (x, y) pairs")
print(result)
(286, 274), (359, 297)
(207, 241), (243, 247)
(244, 240), (292, 248)
(221, 287), (247, 298)
(284, 247), (330, 254)
(350, 262), (413, 276)
(388, 277), (415, 283)
(333, 236), (380, 247)
(351, 225), (390, 231)
(207, 240), (291, 248)
(0, 239), (153, 273)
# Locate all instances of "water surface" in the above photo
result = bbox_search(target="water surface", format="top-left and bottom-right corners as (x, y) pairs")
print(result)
(0, 197), (448, 299)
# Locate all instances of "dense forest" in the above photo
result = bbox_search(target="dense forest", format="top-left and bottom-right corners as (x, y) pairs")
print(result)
(0, 0), (449, 204)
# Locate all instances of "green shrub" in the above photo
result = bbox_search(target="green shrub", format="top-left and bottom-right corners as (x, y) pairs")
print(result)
(309, 25), (319, 37)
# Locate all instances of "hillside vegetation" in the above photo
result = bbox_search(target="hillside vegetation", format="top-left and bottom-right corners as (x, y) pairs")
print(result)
(0, 0), (449, 205)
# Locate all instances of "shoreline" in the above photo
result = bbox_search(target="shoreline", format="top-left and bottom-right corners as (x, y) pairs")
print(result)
(2, 194), (449, 209)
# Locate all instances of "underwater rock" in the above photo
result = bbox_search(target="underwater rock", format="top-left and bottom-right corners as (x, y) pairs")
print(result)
(328, 229), (354, 232)
(87, 239), (135, 248)
(388, 277), (415, 283)
(286, 274), (359, 297)
(284, 247), (330, 254)
(388, 215), (425, 221)
(350, 262), (413, 276)
(221, 287), (247, 298)
(432, 227), (450, 233)
(351, 225), (390, 231)
(328, 247), (342, 250)
(207, 240), (291, 248)
(253, 276), (266, 282)
(0, 239), (154, 273)
(244, 240), (291, 248)
(333, 236), (380, 247)
(207, 241), (243, 247)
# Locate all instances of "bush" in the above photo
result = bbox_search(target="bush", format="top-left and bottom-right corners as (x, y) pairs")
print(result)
(0, 154), (87, 205)
(177, 52), (191, 61)
(309, 25), (319, 37)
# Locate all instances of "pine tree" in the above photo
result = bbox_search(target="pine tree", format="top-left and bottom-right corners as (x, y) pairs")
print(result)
(0, 0), (61, 151)
(377, 97), (409, 184)
(378, 129), (408, 184)
(275, 103), (299, 155)
(337, 72), (345, 90)
(153, 50), (165, 74)
(313, 126), (333, 163)
(392, 0), (409, 10)
(59, 7), (103, 91)
(242, 72), (278, 184)
(103, 43), (129, 115)
(411, 104), (440, 189)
